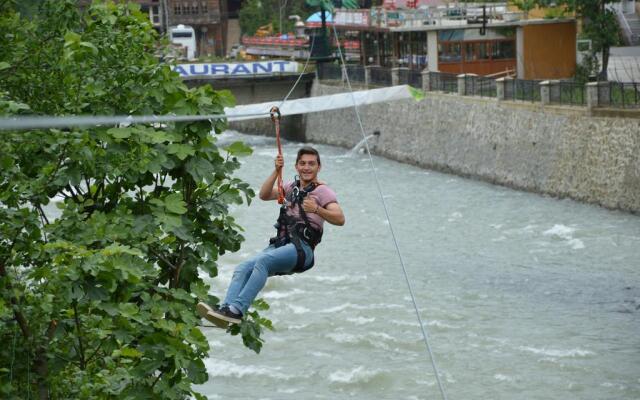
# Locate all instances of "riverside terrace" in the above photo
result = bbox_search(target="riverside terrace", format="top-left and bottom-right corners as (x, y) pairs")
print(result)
(316, 64), (640, 114)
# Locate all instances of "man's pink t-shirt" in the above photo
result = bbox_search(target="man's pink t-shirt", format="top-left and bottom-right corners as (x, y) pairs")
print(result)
(284, 181), (338, 232)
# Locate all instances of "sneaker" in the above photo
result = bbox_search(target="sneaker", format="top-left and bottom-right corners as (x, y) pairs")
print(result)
(211, 305), (243, 325)
(196, 302), (230, 329)
(196, 302), (243, 327)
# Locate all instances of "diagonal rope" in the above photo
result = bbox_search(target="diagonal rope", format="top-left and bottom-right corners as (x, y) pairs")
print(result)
(331, 24), (449, 400)
(278, 33), (316, 106)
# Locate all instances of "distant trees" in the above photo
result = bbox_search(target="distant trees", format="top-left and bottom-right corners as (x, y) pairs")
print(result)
(239, 0), (311, 36)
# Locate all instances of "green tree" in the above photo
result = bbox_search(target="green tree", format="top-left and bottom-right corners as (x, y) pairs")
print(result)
(511, 0), (537, 18)
(0, 1), (271, 398)
(239, 0), (310, 36)
(13, 0), (45, 18)
(554, 0), (620, 80)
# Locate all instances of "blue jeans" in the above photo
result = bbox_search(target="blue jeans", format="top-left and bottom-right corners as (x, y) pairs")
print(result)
(223, 241), (313, 314)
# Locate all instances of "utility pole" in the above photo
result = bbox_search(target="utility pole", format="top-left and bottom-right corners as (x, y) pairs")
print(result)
(161, 0), (171, 34)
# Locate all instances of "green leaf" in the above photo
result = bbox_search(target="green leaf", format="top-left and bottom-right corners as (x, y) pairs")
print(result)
(164, 193), (187, 214)
(107, 127), (133, 139)
(154, 211), (183, 229)
(79, 41), (99, 55)
(119, 303), (139, 318)
(167, 143), (195, 160)
(0, 62), (10, 71)
(185, 157), (215, 182)
(120, 347), (142, 358)
(409, 86), (425, 101)
(224, 141), (252, 157)
(215, 89), (236, 108)
(63, 31), (81, 46)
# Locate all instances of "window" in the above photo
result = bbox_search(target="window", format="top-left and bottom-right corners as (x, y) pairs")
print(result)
(202, 1), (208, 13)
(492, 41), (515, 59)
(174, 5), (181, 15)
(152, 5), (160, 23)
(465, 43), (476, 61)
(438, 42), (461, 63)
(476, 42), (489, 60)
(172, 32), (193, 38)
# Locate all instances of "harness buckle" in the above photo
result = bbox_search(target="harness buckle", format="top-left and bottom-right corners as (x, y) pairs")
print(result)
(303, 227), (312, 241)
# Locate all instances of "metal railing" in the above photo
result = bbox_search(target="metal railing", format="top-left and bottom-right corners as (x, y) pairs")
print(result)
(370, 66), (392, 86)
(407, 69), (422, 89)
(550, 81), (586, 106)
(597, 82), (640, 108)
(317, 63), (342, 81)
(430, 72), (458, 93)
(504, 79), (542, 102)
(345, 64), (366, 83)
(315, 66), (640, 110)
(464, 75), (497, 97)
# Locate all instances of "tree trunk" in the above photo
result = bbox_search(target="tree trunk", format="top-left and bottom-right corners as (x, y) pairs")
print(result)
(35, 356), (49, 400)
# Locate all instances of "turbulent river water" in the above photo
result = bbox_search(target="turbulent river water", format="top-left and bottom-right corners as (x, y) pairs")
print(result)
(198, 131), (640, 400)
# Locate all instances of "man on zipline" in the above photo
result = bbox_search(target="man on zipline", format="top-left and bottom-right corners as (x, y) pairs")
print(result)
(197, 146), (345, 327)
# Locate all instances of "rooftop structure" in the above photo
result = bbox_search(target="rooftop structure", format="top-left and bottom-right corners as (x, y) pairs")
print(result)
(330, 7), (577, 79)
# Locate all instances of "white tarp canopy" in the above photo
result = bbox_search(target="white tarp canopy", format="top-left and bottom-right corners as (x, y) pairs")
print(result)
(225, 85), (414, 121)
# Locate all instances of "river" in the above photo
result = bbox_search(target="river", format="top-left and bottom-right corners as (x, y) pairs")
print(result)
(198, 131), (640, 400)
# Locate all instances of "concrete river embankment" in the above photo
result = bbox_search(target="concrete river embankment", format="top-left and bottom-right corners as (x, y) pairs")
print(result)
(232, 80), (640, 213)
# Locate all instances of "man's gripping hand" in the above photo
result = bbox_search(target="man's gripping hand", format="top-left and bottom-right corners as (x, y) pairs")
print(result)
(275, 154), (284, 172)
(302, 197), (319, 214)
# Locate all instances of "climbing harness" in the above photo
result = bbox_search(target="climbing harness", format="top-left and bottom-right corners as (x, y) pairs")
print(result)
(332, 24), (449, 400)
(269, 178), (323, 274)
(269, 103), (323, 274)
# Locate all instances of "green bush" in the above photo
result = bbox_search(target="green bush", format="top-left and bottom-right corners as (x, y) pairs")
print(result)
(0, 1), (270, 398)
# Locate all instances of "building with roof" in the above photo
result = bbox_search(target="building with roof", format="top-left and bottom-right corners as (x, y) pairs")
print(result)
(78, 0), (228, 57)
(332, 7), (577, 79)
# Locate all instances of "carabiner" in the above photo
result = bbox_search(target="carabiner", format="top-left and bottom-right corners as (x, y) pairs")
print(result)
(270, 106), (281, 122)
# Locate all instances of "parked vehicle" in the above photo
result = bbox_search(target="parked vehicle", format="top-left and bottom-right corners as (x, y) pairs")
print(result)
(170, 24), (196, 60)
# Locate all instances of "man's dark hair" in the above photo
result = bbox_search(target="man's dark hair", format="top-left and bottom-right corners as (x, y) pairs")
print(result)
(296, 146), (321, 166)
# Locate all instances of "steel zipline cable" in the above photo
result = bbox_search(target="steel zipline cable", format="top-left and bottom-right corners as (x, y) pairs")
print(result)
(0, 35), (317, 133)
(331, 24), (449, 400)
(0, 112), (267, 132)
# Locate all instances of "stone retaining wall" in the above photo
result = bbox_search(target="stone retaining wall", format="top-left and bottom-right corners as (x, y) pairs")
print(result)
(305, 82), (640, 213)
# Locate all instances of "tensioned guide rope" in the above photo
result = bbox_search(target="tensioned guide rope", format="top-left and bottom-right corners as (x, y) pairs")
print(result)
(331, 24), (449, 400)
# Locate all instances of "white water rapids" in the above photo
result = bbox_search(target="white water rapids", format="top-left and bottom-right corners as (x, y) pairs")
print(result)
(198, 131), (640, 400)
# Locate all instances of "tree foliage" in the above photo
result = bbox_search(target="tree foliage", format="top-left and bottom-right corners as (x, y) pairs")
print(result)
(548, 0), (620, 79)
(0, 1), (271, 398)
(239, 0), (311, 36)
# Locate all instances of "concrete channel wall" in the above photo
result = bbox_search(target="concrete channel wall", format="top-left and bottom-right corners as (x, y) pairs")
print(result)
(305, 81), (640, 213)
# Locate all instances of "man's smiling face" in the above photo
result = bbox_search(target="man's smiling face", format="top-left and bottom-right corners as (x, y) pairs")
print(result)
(295, 153), (320, 184)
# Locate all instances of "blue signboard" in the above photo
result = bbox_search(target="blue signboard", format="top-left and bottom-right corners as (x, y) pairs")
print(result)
(173, 61), (299, 78)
